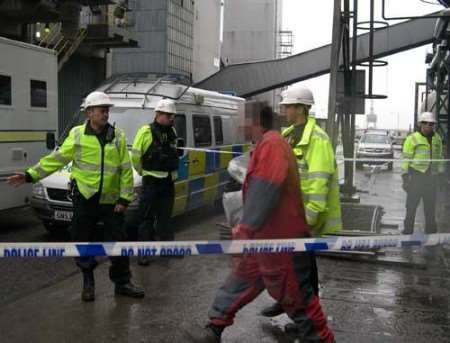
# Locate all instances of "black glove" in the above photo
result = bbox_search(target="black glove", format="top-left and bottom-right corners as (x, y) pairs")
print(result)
(401, 173), (411, 192)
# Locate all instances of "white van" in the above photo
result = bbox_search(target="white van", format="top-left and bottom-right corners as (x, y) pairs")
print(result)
(30, 75), (249, 233)
(0, 37), (58, 212)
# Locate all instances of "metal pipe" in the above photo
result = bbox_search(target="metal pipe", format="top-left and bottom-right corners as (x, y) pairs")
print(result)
(368, 0), (374, 97)
(447, 58), (450, 163)
(327, 0), (343, 148)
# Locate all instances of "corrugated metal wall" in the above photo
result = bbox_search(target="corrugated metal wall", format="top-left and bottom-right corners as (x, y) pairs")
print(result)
(111, 0), (194, 80)
(111, 0), (168, 75)
(58, 55), (106, 134)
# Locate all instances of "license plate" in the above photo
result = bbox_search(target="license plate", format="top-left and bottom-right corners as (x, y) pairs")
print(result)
(54, 210), (73, 221)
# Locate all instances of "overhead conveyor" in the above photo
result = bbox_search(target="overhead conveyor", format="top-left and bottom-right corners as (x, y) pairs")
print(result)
(195, 14), (438, 97)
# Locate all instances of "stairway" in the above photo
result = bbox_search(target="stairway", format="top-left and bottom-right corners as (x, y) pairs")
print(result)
(38, 23), (87, 71)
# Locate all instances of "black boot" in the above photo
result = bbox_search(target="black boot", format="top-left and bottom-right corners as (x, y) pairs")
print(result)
(115, 281), (145, 298)
(260, 302), (284, 317)
(81, 270), (95, 302)
(185, 324), (223, 342)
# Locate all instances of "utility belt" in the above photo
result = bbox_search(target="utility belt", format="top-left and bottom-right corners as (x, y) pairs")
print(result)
(142, 147), (179, 172)
(142, 174), (173, 186)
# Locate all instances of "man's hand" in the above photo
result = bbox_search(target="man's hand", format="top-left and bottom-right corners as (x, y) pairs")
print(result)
(401, 173), (410, 193)
(114, 204), (128, 214)
(6, 173), (26, 187)
(232, 224), (253, 240)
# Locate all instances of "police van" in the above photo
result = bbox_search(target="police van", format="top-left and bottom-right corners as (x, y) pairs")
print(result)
(30, 74), (249, 233)
(0, 37), (58, 213)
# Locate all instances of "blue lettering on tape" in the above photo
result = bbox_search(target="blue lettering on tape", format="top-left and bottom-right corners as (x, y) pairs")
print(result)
(76, 244), (107, 257)
(196, 244), (223, 255)
(401, 241), (422, 247)
(305, 242), (329, 251)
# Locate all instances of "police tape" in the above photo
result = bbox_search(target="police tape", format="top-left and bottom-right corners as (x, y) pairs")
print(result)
(1, 233), (449, 258)
(343, 158), (450, 162)
(178, 146), (450, 163)
(179, 147), (245, 155)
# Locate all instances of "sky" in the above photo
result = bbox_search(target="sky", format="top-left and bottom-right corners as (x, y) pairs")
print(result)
(282, 0), (443, 130)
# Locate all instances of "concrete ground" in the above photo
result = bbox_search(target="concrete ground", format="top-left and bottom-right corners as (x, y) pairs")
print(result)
(1, 161), (450, 343)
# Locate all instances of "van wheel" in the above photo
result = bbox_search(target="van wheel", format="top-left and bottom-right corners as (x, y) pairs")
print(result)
(356, 162), (363, 170)
(388, 162), (393, 171)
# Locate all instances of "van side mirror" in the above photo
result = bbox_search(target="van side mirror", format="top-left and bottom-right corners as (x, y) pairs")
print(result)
(176, 138), (185, 157)
(46, 132), (56, 150)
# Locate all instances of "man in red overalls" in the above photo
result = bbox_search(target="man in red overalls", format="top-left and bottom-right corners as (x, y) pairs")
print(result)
(186, 107), (335, 343)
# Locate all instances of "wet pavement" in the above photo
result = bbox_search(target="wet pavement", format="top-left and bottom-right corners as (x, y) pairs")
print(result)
(1, 161), (450, 342)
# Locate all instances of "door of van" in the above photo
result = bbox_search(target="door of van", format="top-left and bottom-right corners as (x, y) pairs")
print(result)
(185, 114), (213, 210)
(172, 113), (189, 216)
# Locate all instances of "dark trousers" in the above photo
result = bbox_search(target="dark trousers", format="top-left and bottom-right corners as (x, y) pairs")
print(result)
(310, 251), (319, 295)
(137, 175), (175, 241)
(404, 170), (438, 234)
(71, 192), (131, 285)
(209, 252), (334, 343)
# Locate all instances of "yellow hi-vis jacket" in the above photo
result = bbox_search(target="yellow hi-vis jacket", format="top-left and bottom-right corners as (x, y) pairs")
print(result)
(282, 117), (342, 236)
(401, 131), (445, 175)
(131, 124), (178, 180)
(27, 123), (134, 204)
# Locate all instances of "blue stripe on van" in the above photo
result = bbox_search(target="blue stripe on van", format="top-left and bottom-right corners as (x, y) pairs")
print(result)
(214, 148), (221, 170)
(232, 145), (243, 156)
(188, 177), (205, 210)
(205, 149), (217, 174)
(177, 155), (189, 181)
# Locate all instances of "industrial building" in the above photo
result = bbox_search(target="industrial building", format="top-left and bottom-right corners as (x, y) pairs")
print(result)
(0, 0), (138, 133)
(221, 0), (292, 109)
(111, 0), (222, 83)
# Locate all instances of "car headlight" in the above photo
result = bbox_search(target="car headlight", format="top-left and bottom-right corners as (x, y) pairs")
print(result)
(32, 182), (46, 200)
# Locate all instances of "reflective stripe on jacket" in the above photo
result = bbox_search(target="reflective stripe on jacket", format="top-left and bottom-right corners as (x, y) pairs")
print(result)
(131, 124), (178, 180)
(27, 123), (134, 204)
(401, 131), (445, 174)
(282, 117), (342, 236)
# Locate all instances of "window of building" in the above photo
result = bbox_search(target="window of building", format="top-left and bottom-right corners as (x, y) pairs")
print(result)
(214, 116), (223, 145)
(193, 115), (212, 147)
(0, 75), (12, 106)
(30, 79), (47, 108)
(174, 114), (187, 142)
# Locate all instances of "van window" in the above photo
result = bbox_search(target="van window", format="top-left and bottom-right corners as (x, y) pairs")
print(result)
(0, 75), (12, 106)
(214, 116), (223, 145)
(193, 115), (212, 147)
(174, 114), (186, 142)
(30, 79), (47, 108)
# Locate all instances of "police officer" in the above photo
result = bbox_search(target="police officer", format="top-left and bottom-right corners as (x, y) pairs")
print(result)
(261, 86), (342, 319)
(402, 112), (445, 234)
(131, 98), (180, 266)
(7, 91), (145, 302)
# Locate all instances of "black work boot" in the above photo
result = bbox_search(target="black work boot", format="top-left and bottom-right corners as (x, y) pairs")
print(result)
(185, 324), (223, 342)
(115, 281), (145, 298)
(81, 270), (95, 302)
(260, 302), (284, 317)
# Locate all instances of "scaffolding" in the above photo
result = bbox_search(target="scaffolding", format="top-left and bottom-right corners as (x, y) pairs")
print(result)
(277, 30), (294, 59)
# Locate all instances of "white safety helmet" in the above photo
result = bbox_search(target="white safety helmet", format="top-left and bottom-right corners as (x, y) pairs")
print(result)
(418, 111), (437, 123)
(155, 99), (177, 114)
(83, 91), (114, 109)
(280, 86), (315, 106)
